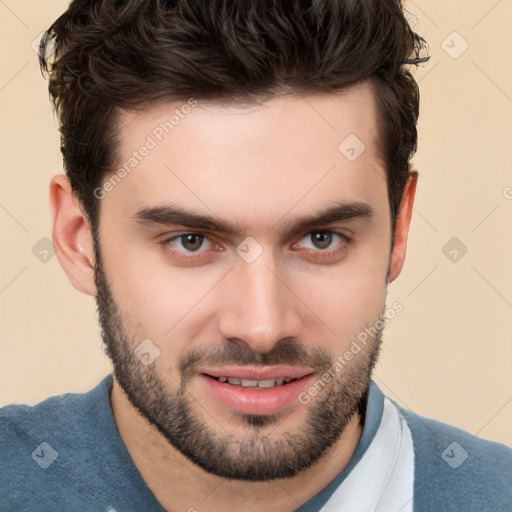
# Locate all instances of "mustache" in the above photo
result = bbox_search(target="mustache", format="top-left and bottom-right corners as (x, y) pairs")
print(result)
(178, 338), (333, 384)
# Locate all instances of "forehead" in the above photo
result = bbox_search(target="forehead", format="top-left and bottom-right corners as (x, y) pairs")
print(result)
(105, 81), (388, 233)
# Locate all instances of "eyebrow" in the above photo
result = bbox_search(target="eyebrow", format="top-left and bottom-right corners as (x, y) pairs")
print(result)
(132, 201), (373, 238)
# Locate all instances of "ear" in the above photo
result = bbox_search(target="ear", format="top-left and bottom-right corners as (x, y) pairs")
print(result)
(387, 171), (418, 283)
(49, 174), (97, 296)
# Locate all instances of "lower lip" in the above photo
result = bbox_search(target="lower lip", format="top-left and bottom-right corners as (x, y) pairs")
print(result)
(198, 373), (316, 415)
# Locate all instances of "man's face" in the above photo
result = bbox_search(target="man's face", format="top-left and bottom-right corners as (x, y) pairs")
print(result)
(94, 81), (392, 480)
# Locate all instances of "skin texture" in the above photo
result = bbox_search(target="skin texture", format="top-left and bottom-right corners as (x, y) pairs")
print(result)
(49, 80), (417, 511)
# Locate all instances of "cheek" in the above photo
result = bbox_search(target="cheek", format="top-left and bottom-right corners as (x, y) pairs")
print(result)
(106, 254), (222, 333)
(100, 236), (226, 368)
(290, 243), (389, 343)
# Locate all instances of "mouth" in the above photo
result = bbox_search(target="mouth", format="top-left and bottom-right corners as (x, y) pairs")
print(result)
(205, 375), (299, 389)
(197, 366), (316, 415)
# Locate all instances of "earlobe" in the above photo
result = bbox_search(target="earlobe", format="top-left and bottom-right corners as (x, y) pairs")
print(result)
(49, 174), (97, 296)
(387, 171), (418, 283)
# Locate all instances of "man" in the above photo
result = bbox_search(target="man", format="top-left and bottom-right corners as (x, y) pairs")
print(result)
(1, 0), (510, 510)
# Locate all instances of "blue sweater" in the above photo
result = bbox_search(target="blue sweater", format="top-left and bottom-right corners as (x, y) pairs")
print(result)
(1, 375), (510, 511)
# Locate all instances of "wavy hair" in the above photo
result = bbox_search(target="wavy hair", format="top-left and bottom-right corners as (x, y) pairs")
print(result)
(40, 0), (429, 229)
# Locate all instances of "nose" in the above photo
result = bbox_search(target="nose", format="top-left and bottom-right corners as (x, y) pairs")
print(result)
(218, 253), (303, 354)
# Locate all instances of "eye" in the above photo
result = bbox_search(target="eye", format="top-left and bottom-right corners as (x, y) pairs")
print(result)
(299, 231), (346, 250)
(290, 230), (350, 263)
(163, 233), (213, 253)
(159, 232), (224, 264)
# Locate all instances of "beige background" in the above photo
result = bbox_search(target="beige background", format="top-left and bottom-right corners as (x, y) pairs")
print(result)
(0, 1), (511, 446)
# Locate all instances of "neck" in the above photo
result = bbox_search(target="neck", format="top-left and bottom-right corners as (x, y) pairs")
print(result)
(110, 379), (363, 512)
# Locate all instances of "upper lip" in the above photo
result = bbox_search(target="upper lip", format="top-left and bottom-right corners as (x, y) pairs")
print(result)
(199, 365), (315, 381)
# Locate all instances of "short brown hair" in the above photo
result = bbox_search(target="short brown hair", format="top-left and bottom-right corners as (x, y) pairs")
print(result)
(40, 0), (429, 230)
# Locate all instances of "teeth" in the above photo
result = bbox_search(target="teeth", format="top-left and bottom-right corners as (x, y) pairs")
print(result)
(257, 379), (278, 388)
(219, 377), (295, 388)
(240, 379), (258, 387)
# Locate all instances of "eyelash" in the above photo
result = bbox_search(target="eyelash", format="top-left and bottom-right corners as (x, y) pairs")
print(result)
(160, 230), (350, 263)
